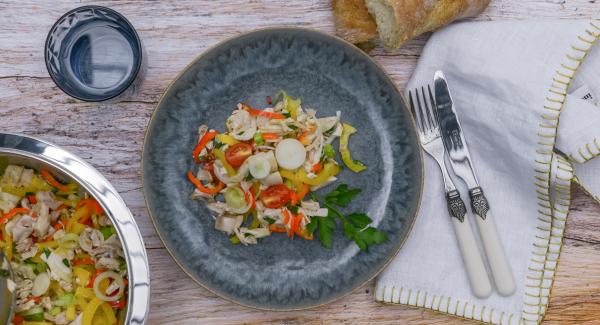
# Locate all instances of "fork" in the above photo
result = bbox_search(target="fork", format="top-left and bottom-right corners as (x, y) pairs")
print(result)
(409, 86), (492, 299)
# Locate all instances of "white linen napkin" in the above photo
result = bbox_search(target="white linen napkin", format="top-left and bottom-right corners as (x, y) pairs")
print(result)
(375, 19), (600, 324)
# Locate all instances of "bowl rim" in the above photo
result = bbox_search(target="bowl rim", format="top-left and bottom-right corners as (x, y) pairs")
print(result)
(141, 26), (424, 311)
(43, 5), (143, 102)
(0, 132), (150, 323)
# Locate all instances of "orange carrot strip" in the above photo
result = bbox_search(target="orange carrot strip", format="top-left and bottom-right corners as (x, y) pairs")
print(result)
(241, 103), (285, 119)
(192, 131), (218, 163)
(40, 168), (69, 193)
(0, 207), (29, 224)
(187, 171), (224, 195)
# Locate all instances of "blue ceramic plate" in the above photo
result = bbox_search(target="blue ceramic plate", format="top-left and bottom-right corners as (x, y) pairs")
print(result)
(143, 28), (423, 310)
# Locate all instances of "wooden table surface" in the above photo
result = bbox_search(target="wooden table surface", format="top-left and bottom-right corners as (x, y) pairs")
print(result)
(1, 1), (600, 324)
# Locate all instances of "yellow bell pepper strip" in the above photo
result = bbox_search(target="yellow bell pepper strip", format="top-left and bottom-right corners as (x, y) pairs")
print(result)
(296, 163), (341, 186)
(75, 286), (95, 300)
(279, 170), (304, 191)
(241, 103), (286, 119)
(213, 148), (236, 176)
(35, 240), (59, 249)
(67, 222), (86, 235)
(216, 134), (239, 146)
(2, 224), (12, 261)
(100, 301), (118, 323)
(186, 171), (225, 195)
(192, 130), (218, 163)
(21, 322), (53, 325)
(82, 297), (104, 325)
(40, 168), (70, 193)
(0, 207), (29, 224)
(340, 123), (367, 173)
(66, 304), (76, 321)
(67, 205), (91, 232)
(284, 93), (301, 119)
(74, 267), (92, 286)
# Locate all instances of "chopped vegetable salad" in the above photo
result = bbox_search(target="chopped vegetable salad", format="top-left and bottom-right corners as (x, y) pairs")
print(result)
(188, 91), (384, 248)
(0, 166), (127, 325)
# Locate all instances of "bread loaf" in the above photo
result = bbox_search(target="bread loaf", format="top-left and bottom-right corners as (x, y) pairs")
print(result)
(332, 0), (378, 45)
(332, 0), (490, 49)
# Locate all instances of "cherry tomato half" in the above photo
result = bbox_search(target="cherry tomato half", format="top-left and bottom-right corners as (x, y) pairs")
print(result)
(260, 184), (291, 209)
(224, 143), (253, 167)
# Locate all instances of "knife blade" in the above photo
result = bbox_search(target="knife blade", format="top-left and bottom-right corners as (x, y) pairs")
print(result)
(433, 70), (516, 297)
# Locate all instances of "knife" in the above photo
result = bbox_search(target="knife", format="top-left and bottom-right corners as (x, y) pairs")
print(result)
(434, 70), (516, 297)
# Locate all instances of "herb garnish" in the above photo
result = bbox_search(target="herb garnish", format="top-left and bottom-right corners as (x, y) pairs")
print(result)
(308, 184), (388, 251)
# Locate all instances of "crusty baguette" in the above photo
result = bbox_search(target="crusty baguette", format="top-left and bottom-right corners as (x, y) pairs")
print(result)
(332, 0), (379, 45)
(365, 0), (490, 48)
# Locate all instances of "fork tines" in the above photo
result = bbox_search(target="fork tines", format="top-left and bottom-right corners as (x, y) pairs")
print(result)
(409, 85), (439, 141)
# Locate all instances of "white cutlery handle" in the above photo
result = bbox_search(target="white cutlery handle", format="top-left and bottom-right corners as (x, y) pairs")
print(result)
(470, 188), (516, 296)
(447, 190), (492, 298)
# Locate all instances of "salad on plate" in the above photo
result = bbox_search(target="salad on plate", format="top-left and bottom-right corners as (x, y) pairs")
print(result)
(187, 91), (387, 250)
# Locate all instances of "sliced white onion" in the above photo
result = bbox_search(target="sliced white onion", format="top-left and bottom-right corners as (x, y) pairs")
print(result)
(275, 139), (306, 170)
(248, 155), (270, 180)
(93, 270), (125, 302)
(32, 272), (50, 296)
(261, 172), (283, 186)
(261, 151), (278, 172)
(47, 252), (72, 282)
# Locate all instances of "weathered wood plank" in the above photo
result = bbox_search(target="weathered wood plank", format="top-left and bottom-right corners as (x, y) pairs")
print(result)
(1, 0), (600, 324)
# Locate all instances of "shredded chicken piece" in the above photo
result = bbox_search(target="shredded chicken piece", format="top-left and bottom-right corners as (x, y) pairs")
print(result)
(7, 214), (34, 242)
(33, 202), (51, 238)
(36, 191), (62, 210)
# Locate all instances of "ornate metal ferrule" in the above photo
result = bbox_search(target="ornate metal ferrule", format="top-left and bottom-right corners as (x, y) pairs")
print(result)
(469, 187), (490, 220)
(446, 189), (466, 222)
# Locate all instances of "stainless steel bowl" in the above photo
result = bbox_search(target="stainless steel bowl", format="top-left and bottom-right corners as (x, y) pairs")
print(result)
(0, 133), (150, 324)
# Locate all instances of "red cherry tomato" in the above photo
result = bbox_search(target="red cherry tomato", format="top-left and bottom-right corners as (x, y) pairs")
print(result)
(260, 184), (291, 209)
(224, 143), (253, 167)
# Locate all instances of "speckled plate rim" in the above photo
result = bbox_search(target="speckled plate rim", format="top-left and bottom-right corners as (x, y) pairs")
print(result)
(141, 26), (424, 311)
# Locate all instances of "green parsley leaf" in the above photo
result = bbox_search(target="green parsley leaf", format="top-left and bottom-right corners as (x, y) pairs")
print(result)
(214, 141), (225, 149)
(315, 216), (336, 248)
(43, 248), (51, 258)
(347, 213), (372, 230)
(325, 184), (361, 207)
(0, 269), (8, 277)
(306, 218), (318, 234)
(288, 124), (298, 130)
(282, 112), (292, 118)
(244, 174), (254, 181)
(288, 205), (299, 214)
(62, 258), (70, 267)
(264, 217), (276, 225)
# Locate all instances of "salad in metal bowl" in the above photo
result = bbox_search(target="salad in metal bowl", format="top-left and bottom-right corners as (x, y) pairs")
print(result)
(0, 165), (127, 325)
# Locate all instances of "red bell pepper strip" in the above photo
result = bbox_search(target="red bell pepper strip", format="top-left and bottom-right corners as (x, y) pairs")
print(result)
(192, 131), (218, 163)
(187, 171), (224, 195)
(241, 103), (285, 119)
(76, 199), (103, 215)
(27, 195), (37, 204)
(40, 168), (70, 193)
